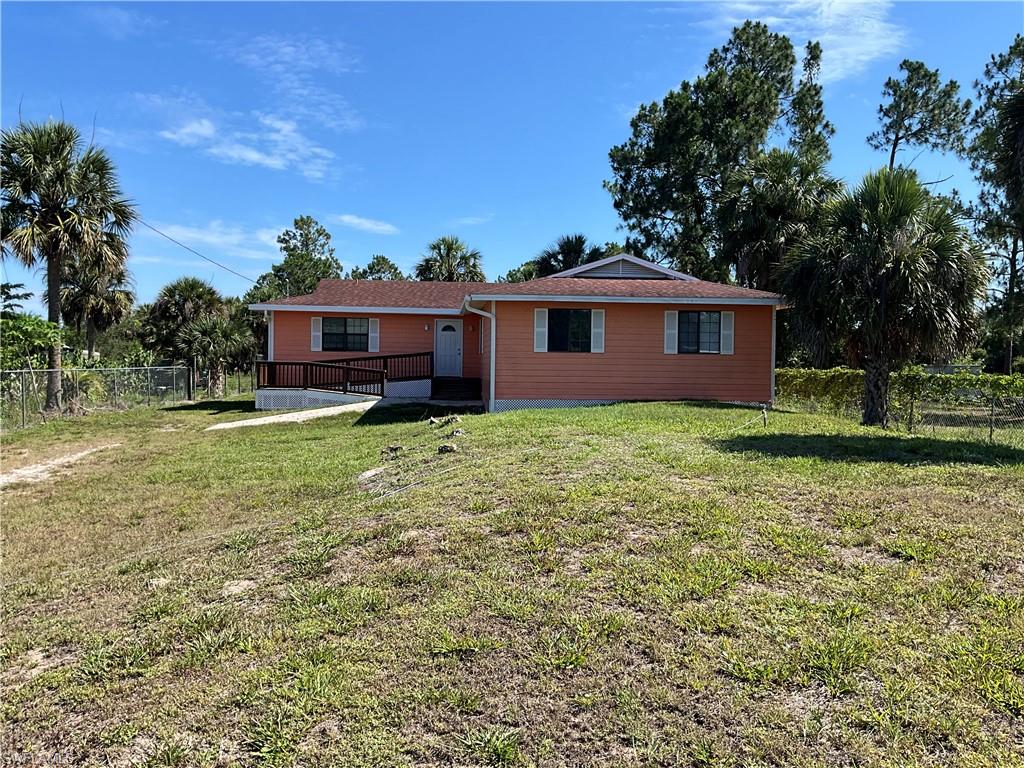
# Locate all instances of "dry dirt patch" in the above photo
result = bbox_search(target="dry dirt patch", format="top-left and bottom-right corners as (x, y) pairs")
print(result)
(0, 444), (121, 488)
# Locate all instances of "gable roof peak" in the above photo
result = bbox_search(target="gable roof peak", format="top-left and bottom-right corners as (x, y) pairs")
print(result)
(549, 253), (697, 281)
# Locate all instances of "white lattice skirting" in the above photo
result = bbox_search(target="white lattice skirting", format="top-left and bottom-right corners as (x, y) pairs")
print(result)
(492, 399), (616, 413)
(383, 379), (432, 398)
(255, 388), (378, 410)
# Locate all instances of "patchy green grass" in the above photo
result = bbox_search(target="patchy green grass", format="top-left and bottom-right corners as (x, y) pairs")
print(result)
(2, 399), (1023, 767)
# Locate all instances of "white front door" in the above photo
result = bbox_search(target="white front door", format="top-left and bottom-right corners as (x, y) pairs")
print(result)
(434, 319), (463, 377)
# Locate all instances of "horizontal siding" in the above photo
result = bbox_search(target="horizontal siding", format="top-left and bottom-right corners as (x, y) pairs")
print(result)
(583, 260), (667, 278)
(493, 301), (773, 402)
(271, 310), (482, 378)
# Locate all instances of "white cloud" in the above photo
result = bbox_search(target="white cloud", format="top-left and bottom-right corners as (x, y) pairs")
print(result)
(211, 115), (334, 180)
(146, 103), (335, 180)
(207, 141), (287, 171)
(452, 213), (495, 226)
(226, 35), (363, 132)
(255, 228), (283, 249)
(159, 119), (216, 146)
(141, 220), (281, 261)
(686, 0), (905, 83)
(334, 214), (399, 235)
(82, 6), (164, 40)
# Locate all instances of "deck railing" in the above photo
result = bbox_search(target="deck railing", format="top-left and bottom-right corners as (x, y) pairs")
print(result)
(314, 351), (433, 382)
(256, 361), (387, 397)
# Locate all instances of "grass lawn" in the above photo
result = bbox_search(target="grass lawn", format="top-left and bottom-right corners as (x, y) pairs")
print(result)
(2, 398), (1023, 767)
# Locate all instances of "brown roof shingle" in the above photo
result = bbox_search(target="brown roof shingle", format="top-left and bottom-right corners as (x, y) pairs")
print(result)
(249, 276), (780, 310)
(254, 279), (494, 309)
(470, 277), (780, 301)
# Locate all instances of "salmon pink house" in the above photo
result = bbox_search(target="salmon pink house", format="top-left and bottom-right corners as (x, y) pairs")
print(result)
(248, 254), (782, 412)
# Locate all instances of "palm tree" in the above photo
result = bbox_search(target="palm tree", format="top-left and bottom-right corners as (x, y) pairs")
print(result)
(778, 167), (987, 427)
(0, 282), (32, 318)
(718, 149), (842, 290)
(1, 121), (136, 409)
(145, 277), (224, 398)
(177, 314), (252, 398)
(414, 236), (485, 281)
(534, 234), (605, 278)
(60, 263), (134, 359)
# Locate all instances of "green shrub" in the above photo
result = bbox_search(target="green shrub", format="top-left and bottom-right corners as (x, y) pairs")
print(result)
(776, 367), (1024, 422)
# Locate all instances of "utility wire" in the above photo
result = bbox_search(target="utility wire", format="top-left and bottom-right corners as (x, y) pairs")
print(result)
(139, 219), (258, 284)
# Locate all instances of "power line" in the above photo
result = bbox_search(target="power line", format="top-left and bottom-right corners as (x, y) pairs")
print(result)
(139, 219), (258, 284)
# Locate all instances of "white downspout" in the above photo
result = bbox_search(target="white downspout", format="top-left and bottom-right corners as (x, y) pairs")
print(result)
(770, 305), (777, 404)
(465, 301), (496, 412)
(267, 310), (275, 362)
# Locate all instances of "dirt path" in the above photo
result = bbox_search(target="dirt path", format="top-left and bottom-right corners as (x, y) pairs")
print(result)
(0, 444), (121, 488)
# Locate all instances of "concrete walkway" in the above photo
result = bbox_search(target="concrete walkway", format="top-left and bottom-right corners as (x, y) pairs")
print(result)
(205, 398), (484, 432)
(205, 401), (377, 431)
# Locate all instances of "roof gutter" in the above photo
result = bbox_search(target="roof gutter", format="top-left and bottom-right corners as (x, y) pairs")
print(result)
(464, 294), (782, 306)
(464, 300), (496, 412)
(247, 303), (463, 315)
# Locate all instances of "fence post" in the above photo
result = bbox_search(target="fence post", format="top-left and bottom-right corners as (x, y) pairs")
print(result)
(112, 371), (119, 408)
(343, 366), (349, 394)
(20, 371), (27, 428)
(989, 395), (996, 444)
(147, 368), (152, 406)
(172, 368), (177, 403)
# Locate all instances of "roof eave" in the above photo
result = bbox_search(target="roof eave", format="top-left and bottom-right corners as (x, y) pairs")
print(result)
(464, 294), (782, 305)
(247, 303), (464, 315)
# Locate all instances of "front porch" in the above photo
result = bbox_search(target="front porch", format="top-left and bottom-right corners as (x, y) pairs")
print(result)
(253, 353), (483, 410)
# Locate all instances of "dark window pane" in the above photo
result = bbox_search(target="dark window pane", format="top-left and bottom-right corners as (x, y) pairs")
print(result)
(700, 311), (720, 353)
(322, 317), (370, 351)
(678, 311), (719, 354)
(323, 318), (346, 334)
(548, 309), (591, 352)
(678, 312), (699, 353)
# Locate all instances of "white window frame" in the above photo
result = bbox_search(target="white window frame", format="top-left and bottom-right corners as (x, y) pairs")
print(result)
(666, 309), (734, 355)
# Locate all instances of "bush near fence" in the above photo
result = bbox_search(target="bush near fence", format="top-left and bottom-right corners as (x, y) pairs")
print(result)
(775, 367), (1024, 444)
(0, 365), (257, 431)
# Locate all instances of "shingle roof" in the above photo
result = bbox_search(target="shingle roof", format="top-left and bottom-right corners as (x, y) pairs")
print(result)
(248, 276), (781, 310)
(470, 277), (780, 301)
(252, 279), (495, 309)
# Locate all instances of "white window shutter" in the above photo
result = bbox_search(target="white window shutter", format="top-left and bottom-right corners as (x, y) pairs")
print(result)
(721, 311), (735, 355)
(591, 309), (605, 353)
(534, 308), (548, 352)
(311, 317), (322, 352)
(368, 318), (380, 352)
(664, 311), (678, 354)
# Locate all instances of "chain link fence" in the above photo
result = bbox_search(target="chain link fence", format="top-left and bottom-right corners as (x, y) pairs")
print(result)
(0, 366), (256, 431)
(776, 368), (1024, 448)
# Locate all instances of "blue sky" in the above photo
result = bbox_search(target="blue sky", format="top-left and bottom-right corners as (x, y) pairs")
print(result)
(2, 1), (1020, 312)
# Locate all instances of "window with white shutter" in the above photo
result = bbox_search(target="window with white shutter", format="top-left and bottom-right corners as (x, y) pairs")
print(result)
(311, 317), (322, 352)
(368, 318), (380, 353)
(664, 311), (678, 354)
(720, 311), (735, 355)
(591, 309), (605, 353)
(534, 308), (548, 352)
